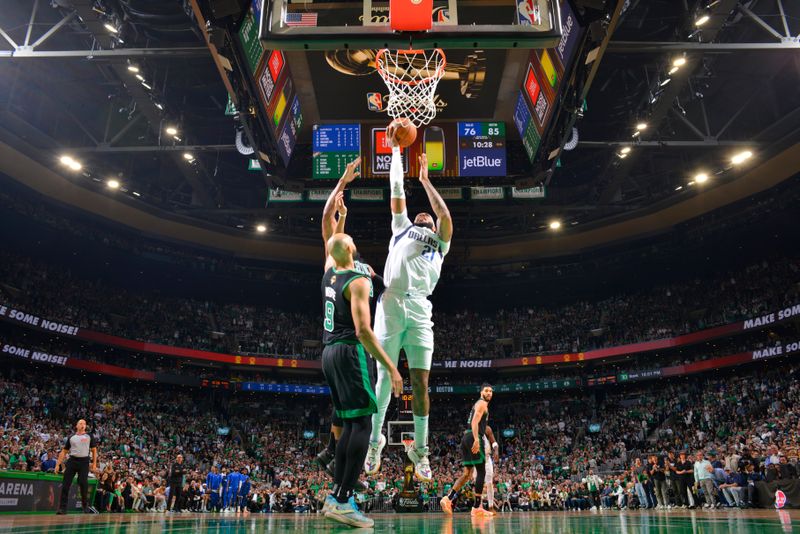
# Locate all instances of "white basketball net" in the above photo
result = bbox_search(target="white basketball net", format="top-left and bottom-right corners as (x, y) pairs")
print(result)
(375, 48), (446, 128)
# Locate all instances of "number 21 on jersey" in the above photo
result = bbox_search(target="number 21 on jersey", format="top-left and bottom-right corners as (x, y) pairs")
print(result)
(421, 244), (436, 261)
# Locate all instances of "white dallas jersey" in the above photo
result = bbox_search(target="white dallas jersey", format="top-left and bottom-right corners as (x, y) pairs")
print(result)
(383, 210), (450, 297)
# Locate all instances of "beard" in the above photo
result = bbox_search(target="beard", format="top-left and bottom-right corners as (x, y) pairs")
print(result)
(414, 221), (434, 230)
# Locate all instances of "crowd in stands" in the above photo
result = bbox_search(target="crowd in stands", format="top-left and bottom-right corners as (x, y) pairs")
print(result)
(1, 249), (797, 361)
(2, 359), (799, 513)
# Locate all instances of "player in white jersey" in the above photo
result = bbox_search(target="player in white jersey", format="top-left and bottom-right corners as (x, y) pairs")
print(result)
(472, 425), (500, 514)
(365, 128), (453, 482)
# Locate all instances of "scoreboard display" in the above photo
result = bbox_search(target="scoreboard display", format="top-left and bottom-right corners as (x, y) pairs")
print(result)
(457, 122), (507, 177)
(312, 121), (507, 179)
(312, 124), (361, 179)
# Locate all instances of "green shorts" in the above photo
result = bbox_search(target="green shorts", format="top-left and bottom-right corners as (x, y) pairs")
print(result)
(322, 342), (378, 419)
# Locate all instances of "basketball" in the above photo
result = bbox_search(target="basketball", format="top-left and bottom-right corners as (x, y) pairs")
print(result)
(388, 118), (417, 148)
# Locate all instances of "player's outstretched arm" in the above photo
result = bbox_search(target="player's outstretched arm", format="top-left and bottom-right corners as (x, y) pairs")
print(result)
(387, 126), (409, 225)
(322, 158), (360, 256)
(334, 193), (348, 234)
(348, 277), (403, 397)
(417, 153), (453, 242)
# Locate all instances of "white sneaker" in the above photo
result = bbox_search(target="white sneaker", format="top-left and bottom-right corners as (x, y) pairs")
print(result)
(405, 443), (433, 482)
(364, 434), (386, 475)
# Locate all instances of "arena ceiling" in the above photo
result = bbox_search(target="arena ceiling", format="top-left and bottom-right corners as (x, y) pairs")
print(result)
(0, 0), (798, 260)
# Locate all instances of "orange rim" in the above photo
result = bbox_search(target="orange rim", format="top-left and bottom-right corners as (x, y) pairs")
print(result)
(375, 48), (447, 87)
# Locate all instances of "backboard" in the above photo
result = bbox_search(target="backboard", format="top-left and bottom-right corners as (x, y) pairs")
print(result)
(259, 0), (563, 50)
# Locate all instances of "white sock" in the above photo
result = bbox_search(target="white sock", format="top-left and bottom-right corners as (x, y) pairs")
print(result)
(369, 364), (394, 444)
(413, 415), (429, 454)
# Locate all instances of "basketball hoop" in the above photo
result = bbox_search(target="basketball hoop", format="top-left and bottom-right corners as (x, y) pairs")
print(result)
(375, 48), (446, 128)
(401, 432), (415, 451)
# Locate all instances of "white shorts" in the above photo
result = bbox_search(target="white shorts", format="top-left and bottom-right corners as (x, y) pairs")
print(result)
(374, 291), (434, 369)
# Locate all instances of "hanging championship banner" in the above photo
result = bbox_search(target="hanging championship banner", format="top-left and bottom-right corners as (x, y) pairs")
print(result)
(306, 188), (333, 202)
(350, 188), (385, 202)
(438, 187), (464, 200)
(470, 186), (505, 200)
(267, 189), (303, 203)
(512, 186), (546, 199)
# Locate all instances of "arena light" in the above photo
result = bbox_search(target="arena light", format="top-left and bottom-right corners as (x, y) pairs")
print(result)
(620, 147), (631, 154)
(127, 65), (139, 73)
(549, 220), (561, 230)
(695, 14), (710, 27)
(731, 150), (753, 165)
(103, 23), (118, 34)
(154, 102), (164, 110)
(141, 81), (152, 90)
(135, 74), (144, 81)
(660, 78), (672, 87)
(132, 191), (141, 197)
(668, 66), (679, 75)
(256, 224), (267, 233)
(636, 122), (648, 131)
(675, 185), (683, 191)
(618, 152), (628, 159)
(107, 179), (120, 190)
(165, 126), (178, 136)
(183, 152), (195, 161)
(59, 155), (82, 171)
(694, 173), (709, 184)
(673, 57), (687, 67)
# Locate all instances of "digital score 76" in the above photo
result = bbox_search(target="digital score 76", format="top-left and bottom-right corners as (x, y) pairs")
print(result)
(457, 122), (507, 177)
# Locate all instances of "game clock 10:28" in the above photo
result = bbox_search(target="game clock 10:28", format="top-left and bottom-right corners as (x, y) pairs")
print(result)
(459, 122), (505, 150)
(457, 121), (507, 177)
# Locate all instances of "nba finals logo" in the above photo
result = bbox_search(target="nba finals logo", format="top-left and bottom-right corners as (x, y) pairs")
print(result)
(367, 92), (384, 112)
(775, 489), (787, 509)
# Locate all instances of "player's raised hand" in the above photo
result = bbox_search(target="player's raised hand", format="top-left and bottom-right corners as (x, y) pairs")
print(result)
(386, 123), (399, 147)
(418, 154), (429, 182)
(335, 192), (347, 217)
(390, 367), (403, 398)
(341, 157), (361, 184)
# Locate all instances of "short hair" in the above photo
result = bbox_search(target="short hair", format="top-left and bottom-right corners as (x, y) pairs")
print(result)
(481, 383), (493, 390)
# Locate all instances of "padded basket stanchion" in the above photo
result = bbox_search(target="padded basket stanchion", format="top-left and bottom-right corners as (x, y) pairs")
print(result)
(390, 0), (434, 31)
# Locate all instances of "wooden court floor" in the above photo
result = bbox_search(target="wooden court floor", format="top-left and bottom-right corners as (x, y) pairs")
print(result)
(0, 509), (797, 533)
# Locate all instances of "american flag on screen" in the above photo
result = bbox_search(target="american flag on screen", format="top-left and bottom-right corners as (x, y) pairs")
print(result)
(284, 12), (318, 26)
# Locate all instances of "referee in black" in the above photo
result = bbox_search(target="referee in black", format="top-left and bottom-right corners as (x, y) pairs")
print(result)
(167, 453), (187, 513)
(55, 419), (97, 514)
